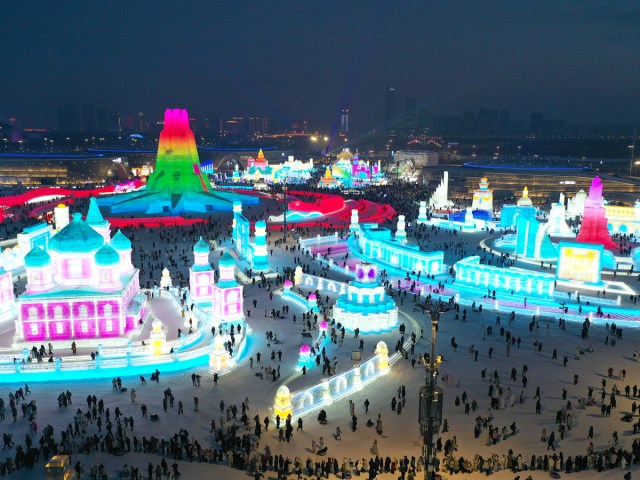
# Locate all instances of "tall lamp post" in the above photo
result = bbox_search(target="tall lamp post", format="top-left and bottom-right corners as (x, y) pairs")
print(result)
(629, 131), (636, 176)
(282, 175), (289, 243)
(418, 300), (449, 480)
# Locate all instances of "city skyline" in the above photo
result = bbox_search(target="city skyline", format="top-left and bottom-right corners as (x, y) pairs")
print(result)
(1, 1), (640, 131)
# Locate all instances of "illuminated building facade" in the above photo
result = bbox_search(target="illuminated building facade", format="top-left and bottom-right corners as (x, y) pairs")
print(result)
(515, 216), (557, 260)
(0, 154), (127, 186)
(471, 177), (494, 212)
(543, 193), (575, 237)
(516, 187), (533, 207)
(499, 205), (536, 228)
(243, 150), (313, 184)
(231, 202), (268, 271)
(353, 222), (445, 275)
(332, 262), (398, 333)
(319, 149), (385, 188)
(454, 256), (555, 297)
(604, 201), (640, 235)
(575, 176), (616, 250)
(429, 171), (453, 210)
(0, 268), (14, 320)
(556, 241), (603, 284)
(212, 250), (244, 323)
(15, 206), (147, 344)
(189, 237), (214, 306)
(567, 189), (587, 218)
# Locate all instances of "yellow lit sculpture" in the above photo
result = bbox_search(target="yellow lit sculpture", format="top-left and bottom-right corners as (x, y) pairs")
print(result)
(44, 455), (73, 480)
(149, 318), (167, 355)
(274, 385), (293, 418)
(209, 334), (229, 371)
(375, 341), (389, 370)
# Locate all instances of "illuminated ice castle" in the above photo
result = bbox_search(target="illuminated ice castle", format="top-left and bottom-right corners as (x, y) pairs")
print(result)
(575, 176), (616, 250)
(429, 171), (453, 210)
(189, 237), (214, 307)
(243, 150), (314, 184)
(99, 108), (258, 214)
(332, 261), (398, 333)
(319, 149), (384, 188)
(15, 199), (147, 344)
(350, 211), (445, 276)
(212, 250), (244, 323)
(472, 177), (494, 212)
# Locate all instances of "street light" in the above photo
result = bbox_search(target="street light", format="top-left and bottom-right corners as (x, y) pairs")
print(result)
(282, 175), (289, 243)
(418, 300), (450, 480)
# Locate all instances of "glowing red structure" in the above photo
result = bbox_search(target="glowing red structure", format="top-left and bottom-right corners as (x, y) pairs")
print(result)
(575, 176), (616, 250)
(145, 109), (212, 194)
(98, 108), (258, 214)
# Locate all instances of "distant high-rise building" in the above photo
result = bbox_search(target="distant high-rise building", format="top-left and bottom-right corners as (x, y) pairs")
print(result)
(531, 113), (544, 137)
(340, 108), (349, 134)
(404, 98), (417, 130)
(123, 115), (135, 131)
(110, 112), (122, 132)
(416, 108), (429, 132)
(58, 104), (81, 132)
(476, 108), (489, 136)
(96, 107), (110, 132)
(385, 86), (396, 126)
(499, 110), (510, 135)
(248, 117), (260, 135)
(224, 119), (241, 136)
(487, 109), (499, 136)
(232, 117), (247, 135)
(462, 111), (476, 136)
(81, 105), (96, 132)
(203, 112), (221, 138)
(260, 117), (270, 134)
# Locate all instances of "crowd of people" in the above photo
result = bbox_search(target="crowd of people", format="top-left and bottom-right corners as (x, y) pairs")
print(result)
(0, 180), (639, 480)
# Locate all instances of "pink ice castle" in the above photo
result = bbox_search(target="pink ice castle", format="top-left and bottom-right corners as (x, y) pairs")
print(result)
(15, 198), (148, 343)
(575, 176), (616, 250)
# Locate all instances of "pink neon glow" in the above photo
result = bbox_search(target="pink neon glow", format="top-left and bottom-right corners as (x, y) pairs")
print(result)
(284, 280), (293, 288)
(0, 186), (116, 210)
(212, 284), (244, 321)
(575, 176), (616, 250)
(319, 320), (328, 330)
(3, 184), (395, 234)
(108, 217), (206, 228)
(299, 344), (311, 354)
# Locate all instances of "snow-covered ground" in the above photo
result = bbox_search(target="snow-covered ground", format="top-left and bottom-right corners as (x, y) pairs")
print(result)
(1, 206), (639, 480)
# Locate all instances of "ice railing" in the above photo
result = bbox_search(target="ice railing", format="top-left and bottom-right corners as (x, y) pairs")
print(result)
(297, 273), (347, 295)
(284, 337), (409, 419)
(280, 288), (318, 313)
(3, 330), (249, 376)
(297, 248), (356, 279)
(0, 323), (249, 376)
(298, 232), (341, 248)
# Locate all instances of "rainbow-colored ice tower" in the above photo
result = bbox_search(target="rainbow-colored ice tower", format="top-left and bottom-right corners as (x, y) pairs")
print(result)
(146, 109), (212, 195)
(575, 176), (616, 250)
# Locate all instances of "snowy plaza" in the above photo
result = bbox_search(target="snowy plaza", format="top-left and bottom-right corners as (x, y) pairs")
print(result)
(0, 112), (639, 480)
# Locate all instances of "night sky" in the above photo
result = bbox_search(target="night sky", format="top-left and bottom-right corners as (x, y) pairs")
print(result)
(2, 0), (640, 131)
